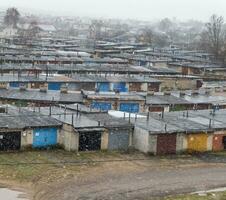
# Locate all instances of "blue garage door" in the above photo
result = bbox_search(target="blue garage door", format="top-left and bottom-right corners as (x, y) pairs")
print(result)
(91, 102), (112, 111)
(120, 103), (139, 113)
(97, 82), (110, 92)
(9, 82), (20, 88)
(48, 82), (62, 90)
(113, 82), (128, 92)
(33, 128), (57, 148)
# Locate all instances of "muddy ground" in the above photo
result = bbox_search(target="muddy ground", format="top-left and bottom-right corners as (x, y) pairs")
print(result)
(35, 162), (226, 200)
(1, 151), (226, 200)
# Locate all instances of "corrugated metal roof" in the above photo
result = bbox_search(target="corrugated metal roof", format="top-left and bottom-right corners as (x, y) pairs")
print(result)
(0, 105), (62, 129)
(0, 89), (83, 103)
(134, 109), (226, 134)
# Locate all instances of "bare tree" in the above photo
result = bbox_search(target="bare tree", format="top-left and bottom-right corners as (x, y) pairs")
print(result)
(153, 33), (169, 47)
(27, 20), (40, 39)
(202, 14), (225, 60)
(89, 20), (104, 40)
(18, 20), (40, 45)
(158, 18), (173, 32)
(136, 27), (153, 45)
(4, 7), (20, 28)
(89, 20), (105, 49)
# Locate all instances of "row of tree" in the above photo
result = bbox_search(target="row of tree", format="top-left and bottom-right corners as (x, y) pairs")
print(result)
(200, 15), (226, 62)
(135, 15), (226, 63)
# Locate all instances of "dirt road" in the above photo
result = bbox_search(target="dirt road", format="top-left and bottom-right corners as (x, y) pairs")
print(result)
(35, 159), (226, 200)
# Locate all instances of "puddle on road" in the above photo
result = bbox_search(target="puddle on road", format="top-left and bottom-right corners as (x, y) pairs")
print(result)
(0, 188), (28, 200)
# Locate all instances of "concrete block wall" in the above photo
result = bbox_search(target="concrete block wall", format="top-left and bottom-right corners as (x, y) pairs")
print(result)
(148, 135), (157, 155)
(133, 126), (150, 153)
(176, 133), (187, 153)
(59, 124), (78, 151)
(159, 78), (197, 91)
(21, 129), (33, 149)
(101, 129), (108, 150)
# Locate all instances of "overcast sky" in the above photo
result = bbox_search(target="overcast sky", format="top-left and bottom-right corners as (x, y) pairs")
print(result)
(1, 0), (226, 21)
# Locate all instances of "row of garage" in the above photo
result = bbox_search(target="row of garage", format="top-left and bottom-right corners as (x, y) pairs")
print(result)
(134, 129), (226, 155)
(59, 122), (132, 152)
(1, 124), (226, 154)
(0, 128), (58, 151)
(9, 81), (160, 92)
(0, 126), (132, 152)
(91, 102), (140, 113)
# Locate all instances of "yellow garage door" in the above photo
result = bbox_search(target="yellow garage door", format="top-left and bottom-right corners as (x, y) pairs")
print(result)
(187, 134), (208, 152)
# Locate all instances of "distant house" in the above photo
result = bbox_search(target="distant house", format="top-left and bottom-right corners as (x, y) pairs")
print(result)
(18, 23), (56, 36)
(38, 24), (56, 34)
(0, 27), (18, 37)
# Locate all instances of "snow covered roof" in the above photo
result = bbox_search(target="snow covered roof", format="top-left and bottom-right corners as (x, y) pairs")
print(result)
(18, 24), (56, 32)
(38, 25), (56, 32)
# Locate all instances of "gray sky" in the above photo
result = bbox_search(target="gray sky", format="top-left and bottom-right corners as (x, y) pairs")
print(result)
(1, 0), (226, 21)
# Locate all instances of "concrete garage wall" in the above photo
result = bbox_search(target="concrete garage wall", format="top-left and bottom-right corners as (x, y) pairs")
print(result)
(176, 133), (187, 153)
(101, 130), (108, 150)
(141, 83), (147, 92)
(148, 135), (157, 155)
(176, 133), (186, 152)
(133, 126), (149, 153)
(21, 129), (33, 149)
(207, 134), (213, 151)
(59, 124), (78, 151)
(160, 78), (197, 91)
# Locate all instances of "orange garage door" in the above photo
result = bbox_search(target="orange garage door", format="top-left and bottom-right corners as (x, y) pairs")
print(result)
(187, 133), (208, 152)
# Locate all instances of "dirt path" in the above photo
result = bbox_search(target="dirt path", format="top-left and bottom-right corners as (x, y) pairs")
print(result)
(1, 151), (226, 200)
(35, 161), (226, 200)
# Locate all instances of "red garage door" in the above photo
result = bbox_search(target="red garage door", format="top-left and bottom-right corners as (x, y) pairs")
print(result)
(157, 134), (177, 155)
